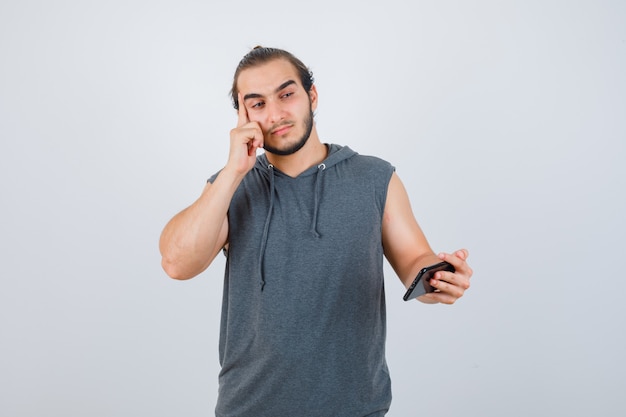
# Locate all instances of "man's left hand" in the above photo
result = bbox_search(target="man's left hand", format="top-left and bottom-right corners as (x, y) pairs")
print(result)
(418, 249), (473, 305)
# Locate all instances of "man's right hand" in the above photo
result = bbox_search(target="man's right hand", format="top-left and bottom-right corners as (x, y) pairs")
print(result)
(228, 93), (264, 175)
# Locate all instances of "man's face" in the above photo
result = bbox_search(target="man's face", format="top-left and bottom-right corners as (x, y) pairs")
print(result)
(237, 59), (317, 156)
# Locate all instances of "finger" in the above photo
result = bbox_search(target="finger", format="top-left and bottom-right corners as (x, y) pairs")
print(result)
(438, 250), (470, 275)
(437, 251), (459, 270)
(431, 270), (470, 292)
(243, 125), (264, 156)
(430, 272), (469, 299)
(237, 92), (250, 127)
(455, 248), (469, 261)
(438, 248), (469, 261)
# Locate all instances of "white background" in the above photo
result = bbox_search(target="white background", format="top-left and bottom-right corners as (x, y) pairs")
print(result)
(1, 1), (624, 416)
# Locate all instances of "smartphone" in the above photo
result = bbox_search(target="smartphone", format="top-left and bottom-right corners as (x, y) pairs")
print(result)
(403, 261), (455, 301)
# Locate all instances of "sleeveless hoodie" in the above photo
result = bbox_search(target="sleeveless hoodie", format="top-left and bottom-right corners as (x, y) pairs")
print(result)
(209, 144), (395, 417)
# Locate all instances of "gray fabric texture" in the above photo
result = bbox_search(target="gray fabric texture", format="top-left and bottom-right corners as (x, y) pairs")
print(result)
(209, 144), (395, 417)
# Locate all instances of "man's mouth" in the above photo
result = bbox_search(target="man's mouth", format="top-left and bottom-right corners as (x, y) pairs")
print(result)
(271, 124), (292, 136)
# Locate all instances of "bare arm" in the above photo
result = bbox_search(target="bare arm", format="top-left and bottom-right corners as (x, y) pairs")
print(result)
(159, 93), (265, 280)
(382, 173), (440, 286)
(382, 173), (472, 304)
(159, 170), (239, 280)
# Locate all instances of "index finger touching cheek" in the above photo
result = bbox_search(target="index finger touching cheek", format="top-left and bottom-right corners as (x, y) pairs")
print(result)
(237, 92), (250, 127)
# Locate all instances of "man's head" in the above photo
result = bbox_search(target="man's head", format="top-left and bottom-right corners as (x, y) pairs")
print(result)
(232, 47), (318, 156)
(231, 46), (314, 111)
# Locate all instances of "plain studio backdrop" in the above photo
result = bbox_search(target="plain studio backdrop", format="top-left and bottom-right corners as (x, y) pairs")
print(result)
(1, 1), (624, 416)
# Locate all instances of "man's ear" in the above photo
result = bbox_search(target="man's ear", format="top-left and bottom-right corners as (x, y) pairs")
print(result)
(309, 84), (318, 111)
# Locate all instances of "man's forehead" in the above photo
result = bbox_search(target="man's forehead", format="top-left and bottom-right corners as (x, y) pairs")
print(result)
(237, 59), (301, 95)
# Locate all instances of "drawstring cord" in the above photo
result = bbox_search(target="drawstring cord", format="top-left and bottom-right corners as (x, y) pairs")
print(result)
(310, 163), (326, 238)
(258, 164), (275, 291)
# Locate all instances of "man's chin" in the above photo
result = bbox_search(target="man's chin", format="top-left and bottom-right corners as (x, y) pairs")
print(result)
(264, 137), (308, 156)
(264, 109), (314, 156)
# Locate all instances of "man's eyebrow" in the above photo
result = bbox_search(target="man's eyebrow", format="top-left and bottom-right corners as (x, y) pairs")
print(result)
(276, 80), (296, 92)
(243, 92), (262, 101)
(243, 80), (297, 102)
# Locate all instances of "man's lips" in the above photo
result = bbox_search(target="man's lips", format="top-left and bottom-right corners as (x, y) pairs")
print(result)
(271, 124), (292, 136)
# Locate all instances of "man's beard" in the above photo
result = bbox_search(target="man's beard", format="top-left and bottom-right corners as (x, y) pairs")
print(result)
(263, 107), (314, 156)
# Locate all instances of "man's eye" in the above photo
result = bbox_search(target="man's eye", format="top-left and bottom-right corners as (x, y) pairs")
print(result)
(251, 101), (265, 109)
(282, 92), (293, 99)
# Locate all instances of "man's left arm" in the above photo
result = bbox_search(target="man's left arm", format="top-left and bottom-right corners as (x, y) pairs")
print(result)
(382, 172), (472, 304)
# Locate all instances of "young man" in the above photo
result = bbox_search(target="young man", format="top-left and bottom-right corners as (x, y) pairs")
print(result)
(160, 46), (472, 417)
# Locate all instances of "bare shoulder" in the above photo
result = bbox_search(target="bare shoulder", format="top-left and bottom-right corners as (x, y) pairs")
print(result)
(383, 172), (412, 219)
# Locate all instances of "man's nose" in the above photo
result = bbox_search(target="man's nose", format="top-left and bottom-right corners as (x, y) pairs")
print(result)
(266, 99), (285, 124)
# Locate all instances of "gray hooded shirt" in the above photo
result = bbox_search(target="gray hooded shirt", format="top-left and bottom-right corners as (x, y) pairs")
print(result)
(210, 144), (395, 417)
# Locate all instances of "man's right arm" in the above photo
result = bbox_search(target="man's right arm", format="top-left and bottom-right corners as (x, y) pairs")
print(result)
(159, 93), (265, 280)
(159, 167), (244, 280)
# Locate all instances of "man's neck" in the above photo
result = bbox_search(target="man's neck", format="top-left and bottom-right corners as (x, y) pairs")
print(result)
(265, 130), (327, 177)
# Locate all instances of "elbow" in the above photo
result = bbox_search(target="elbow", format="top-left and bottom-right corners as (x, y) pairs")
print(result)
(159, 238), (197, 280)
(161, 257), (195, 280)
(159, 238), (214, 280)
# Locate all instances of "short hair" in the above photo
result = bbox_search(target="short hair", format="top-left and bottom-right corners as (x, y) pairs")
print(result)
(230, 46), (315, 110)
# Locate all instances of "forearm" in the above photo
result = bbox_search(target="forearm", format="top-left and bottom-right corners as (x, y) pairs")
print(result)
(159, 167), (244, 279)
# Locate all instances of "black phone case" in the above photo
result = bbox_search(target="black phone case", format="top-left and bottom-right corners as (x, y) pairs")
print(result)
(403, 261), (455, 301)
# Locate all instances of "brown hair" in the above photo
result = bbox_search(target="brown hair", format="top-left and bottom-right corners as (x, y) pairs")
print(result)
(230, 46), (315, 110)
